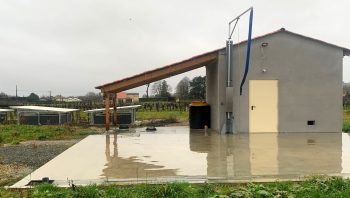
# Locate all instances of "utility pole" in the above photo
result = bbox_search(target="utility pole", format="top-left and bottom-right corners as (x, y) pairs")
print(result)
(15, 85), (18, 99)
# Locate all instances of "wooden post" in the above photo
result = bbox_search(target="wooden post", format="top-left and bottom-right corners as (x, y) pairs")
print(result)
(105, 93), (110, 131)
(113, 92), (117, 126)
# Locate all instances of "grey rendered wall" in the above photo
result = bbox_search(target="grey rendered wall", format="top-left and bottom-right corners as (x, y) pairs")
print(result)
(206, 51), (227, 132)
(230, 31), (343, 132)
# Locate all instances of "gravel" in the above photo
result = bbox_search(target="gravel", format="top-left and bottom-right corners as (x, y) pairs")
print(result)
(0, 139), (80, 186)
(0, 140), (78, 169)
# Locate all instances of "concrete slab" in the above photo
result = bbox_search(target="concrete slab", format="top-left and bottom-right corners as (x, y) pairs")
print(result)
(12, 127), (350, 187)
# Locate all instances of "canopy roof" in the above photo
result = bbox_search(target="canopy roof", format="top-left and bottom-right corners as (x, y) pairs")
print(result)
(0, 109), (14, 113)
(10, 106), (79, 113)
(84, 105), (141, 113)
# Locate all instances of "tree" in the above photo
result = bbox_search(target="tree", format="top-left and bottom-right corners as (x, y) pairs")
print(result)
(189, 76), (206, 99)
(79, 92), (102, 101)
(175, 77), (190, 99)
(151, 81), (162, 97)
(0, 92), (8, 98)
(151, 80), (172, 98)
(344, 83), (350, 106)
(27, 93), (40, 102)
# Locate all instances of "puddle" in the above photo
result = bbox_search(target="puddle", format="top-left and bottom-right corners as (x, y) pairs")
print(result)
(12, 126), (350, 187)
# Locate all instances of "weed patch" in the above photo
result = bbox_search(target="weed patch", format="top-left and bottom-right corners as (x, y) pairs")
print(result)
(0, 125), (100, 145)
(3, 176), (350, 198)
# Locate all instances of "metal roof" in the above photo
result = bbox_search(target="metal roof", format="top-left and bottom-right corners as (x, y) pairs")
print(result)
(84, 105), (141, 113)
(0, 109), (14, 113)
(10, 106), (79, 113)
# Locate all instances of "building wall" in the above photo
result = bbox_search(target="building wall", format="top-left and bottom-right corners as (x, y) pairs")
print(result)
(206, 51), (226, 131)
(209, 31), (343, 133)
(126, 93), (140, 103)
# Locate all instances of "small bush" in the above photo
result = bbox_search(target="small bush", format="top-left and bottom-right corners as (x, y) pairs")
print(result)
(72, 185), (104, 198)
(11, 140), (20, 145)
(31, 183), (67, 198)
(38, 135), (48, 140)
(11, 131), (20, 137)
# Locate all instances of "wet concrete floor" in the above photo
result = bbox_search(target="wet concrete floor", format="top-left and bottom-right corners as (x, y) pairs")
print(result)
(12, 126), (350, 187)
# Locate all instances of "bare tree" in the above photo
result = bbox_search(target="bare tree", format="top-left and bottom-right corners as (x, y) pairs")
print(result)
(151, 81), (162, 96)
(79, 92), (103, 101)
(175, 77), (190, 99)
(146, 83), (150, 98)
(151, 80), (172, 97)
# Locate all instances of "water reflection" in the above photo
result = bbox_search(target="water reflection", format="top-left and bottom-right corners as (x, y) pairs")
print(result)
(12, 127), (349, 187)
(102, 128), (343, 181)
(103, 133), (177, 180)
(190, 132), (342, 180)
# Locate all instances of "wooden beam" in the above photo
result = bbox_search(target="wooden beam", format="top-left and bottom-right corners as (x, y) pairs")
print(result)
(99, 52), (218, 93)
(105, 93), (110, 131)
(113, 93), (117, 126)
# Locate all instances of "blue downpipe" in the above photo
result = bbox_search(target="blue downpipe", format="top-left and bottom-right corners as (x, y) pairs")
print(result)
(239, 8), (253, 95)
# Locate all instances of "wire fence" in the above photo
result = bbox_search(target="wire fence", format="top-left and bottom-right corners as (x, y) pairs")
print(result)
(1, 101), (191, 112)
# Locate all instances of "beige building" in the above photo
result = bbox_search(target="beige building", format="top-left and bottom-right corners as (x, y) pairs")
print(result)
(116, 92), (139, 104)
(126, 93), (139, 103)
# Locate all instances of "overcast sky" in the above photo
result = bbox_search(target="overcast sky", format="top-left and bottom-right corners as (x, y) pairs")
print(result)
(1, 0), (349, 97)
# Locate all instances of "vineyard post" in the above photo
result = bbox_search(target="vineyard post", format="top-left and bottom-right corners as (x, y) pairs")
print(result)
(104, 92), (110, 131)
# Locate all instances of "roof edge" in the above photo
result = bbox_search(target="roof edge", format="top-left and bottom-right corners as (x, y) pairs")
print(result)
(281, 28), (350, 56)
(232, 28), (350, 56)
(95, 48), (221, 89)
(96, 28), (350, 90)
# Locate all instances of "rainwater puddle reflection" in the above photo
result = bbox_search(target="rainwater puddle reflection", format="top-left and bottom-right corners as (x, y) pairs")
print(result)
(12, 126), (350, 187)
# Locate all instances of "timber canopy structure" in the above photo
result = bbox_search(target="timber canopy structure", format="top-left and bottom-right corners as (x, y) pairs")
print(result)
(95, 48), (222, 130)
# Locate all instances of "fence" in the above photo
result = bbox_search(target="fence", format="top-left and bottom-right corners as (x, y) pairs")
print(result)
(14, 101), (192, 112)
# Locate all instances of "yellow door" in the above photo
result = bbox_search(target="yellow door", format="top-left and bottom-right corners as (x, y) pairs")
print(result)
(249, 80), (278, 133)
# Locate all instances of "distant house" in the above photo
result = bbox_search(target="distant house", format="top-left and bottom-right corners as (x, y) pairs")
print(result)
(116, 92), (127, 104)
(116, 92), (139, 104)
(55, 96), (82, 103)
(126, 93), (140, 103)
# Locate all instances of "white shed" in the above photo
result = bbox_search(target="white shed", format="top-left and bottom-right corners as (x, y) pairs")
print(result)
(10, 106), (79, 125)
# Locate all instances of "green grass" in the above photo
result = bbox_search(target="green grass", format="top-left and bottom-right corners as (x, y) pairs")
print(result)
(0, 110), (348, 145)
(344, 110), (350, 133)
(0, 125), (99, 145)
(136, 111), (189, 122)
(2, 176), (350, 198)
